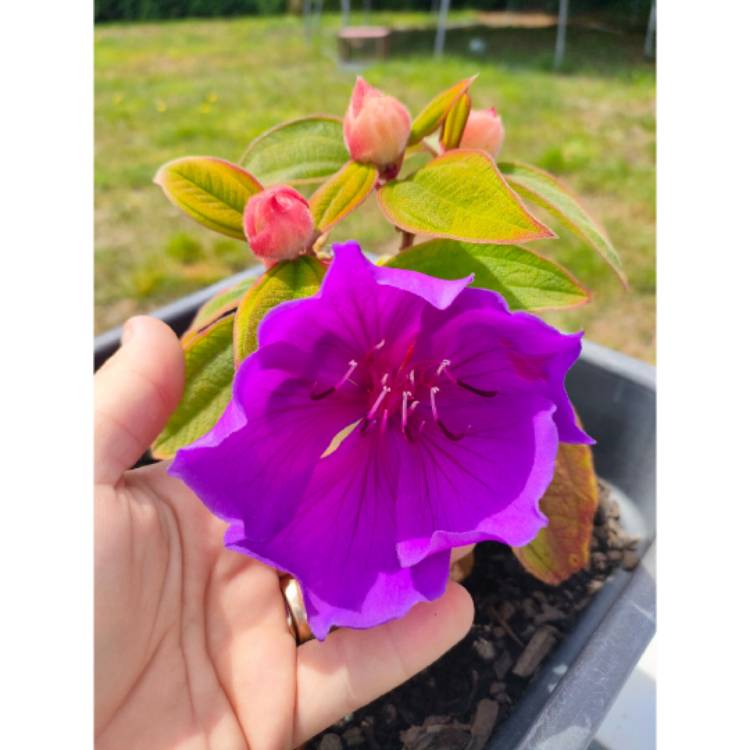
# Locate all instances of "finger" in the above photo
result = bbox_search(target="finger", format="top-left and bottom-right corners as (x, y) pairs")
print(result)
(95, 316), (184, 485)
(293, 582), (474, 744)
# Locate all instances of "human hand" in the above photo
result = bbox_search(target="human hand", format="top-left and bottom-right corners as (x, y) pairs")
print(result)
(94, 316), (474, 749)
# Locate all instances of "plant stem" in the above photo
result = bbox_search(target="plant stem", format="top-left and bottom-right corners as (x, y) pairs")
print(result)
(399, 231), (415, 252)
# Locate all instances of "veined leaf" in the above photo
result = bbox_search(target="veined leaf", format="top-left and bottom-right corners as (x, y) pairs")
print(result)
(408, 76), (477, 145)
(501, 160), (626, 284)
(309, 161), (378, 233)
(154, 157), (262, 240)
(182, 276), (256, 343)
(151, 314), (235, 460)
(440, 92), (472, 151)
(378, 150), (554, 244)
(386, 239), (590, 311)
(234, 256), (327, 366)
(513, 442), (599, 585)
(240, 115), (349, 186)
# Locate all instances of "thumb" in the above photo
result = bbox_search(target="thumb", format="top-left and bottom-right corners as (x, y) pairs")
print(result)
(95, 316), (184, 485)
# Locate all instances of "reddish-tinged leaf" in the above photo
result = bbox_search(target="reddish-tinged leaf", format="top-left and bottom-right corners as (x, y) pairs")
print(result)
(377, 150), (554, 244)
(233, 256), (327, 366)
(154, 156), (263, 240)
(309, 160), (378, 233)
(440, 92), (472, 151)
(151, 314), (235, 460)
(240, 115), (348, 186)
(513, 442), (599, 585)
(408, 76), (477, 145)
(182, 276), (256, 344)
(500, 160), (626, 285)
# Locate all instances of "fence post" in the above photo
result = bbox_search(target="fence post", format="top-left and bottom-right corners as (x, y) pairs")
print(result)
(554, 0), (569, 70)
(644, 0), (656, 59)
(434, 0), (450, 57)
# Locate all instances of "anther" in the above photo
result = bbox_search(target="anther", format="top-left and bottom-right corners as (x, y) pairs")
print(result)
(430, 386), (467, 441)
(457, 380), (497, 398)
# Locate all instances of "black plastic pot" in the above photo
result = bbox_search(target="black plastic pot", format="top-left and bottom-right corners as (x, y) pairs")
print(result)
(94, 270), (656, 750)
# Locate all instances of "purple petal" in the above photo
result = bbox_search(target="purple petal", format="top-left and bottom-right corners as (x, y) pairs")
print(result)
(170, 341), (364, 539)
(418, 287), (592, 445)
(226, 429), (451, 639)
(395, 392), (558, 567)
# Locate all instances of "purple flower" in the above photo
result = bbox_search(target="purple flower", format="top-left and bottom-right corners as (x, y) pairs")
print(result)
(170, 242), (591, 639)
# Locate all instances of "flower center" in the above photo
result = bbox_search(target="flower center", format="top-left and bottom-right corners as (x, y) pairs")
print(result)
(310, 342), (496, 442)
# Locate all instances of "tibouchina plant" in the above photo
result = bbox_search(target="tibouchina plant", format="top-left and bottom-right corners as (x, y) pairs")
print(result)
(153, 75), (624, 638)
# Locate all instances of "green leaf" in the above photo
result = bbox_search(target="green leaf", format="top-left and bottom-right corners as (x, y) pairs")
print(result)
(240, 116), (349, 186)
(151, 314), (235, 460)
(513, 441), (599, 585)
(385, 239), (590, 311)
(309, 161), (378, 233)
(183, 276), (256, 341)
(154, 157), (263, 240)
(440, 92), (471, 151)
(378, 150), (554, 244)
(500, 160), (626, 284)
(408, 76), (477, 146)
(234, 256), (327, 365)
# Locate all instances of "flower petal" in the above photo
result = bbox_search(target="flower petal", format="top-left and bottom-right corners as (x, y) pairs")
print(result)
(169, 341), (364, 539)
(418, 286), (592, 444)
(226, 429), (451, 639)
(395, 392), (559, 567)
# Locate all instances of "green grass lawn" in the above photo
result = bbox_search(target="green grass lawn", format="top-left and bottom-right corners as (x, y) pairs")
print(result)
(95, 12), (655, 361)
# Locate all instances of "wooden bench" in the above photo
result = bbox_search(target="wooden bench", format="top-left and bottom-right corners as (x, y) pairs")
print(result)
(338, 26), (391, 63)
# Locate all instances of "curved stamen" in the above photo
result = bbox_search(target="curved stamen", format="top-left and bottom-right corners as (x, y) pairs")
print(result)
(367, 385), (391, 419)
(310, 360), (359, 400)
(379, 408), (390, 435)
(437, 360), (497, 398)
(437, 420), (467, 441)
(430, 386), (468, 441)
(457, 379), (497, 398)
(401, 391), (411, 433)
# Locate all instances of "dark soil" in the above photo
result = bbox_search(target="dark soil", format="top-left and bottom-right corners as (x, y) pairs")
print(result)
(309, 483), (639, 750)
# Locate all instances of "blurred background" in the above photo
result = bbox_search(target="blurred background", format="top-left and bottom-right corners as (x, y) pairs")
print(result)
(94, 0), (655, 361)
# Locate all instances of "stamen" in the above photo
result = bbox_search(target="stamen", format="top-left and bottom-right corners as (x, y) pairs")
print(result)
(457, 380), (497, 398)
(430, 386), (468, 441)
(374, 338), (386, 350)
(430, 387), (440, 422)
(367, 385), (391, 419)
(437, 420), (467, 441)
(401, 391), (413, 434)
(339, 360), (359, 387)
(310, 386), (335, 401)
(437, 359), (496, 398)
(310, 360), (359, 400)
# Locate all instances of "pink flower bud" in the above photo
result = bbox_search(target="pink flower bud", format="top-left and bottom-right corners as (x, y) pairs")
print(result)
(459, 108), (505, 159)
(343, 77), (412, 171)
(242, 186), (315, 265)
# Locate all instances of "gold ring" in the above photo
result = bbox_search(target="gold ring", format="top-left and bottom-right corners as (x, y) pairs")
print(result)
(280, 551), (475, 645)
(281, 576), (313, 645)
